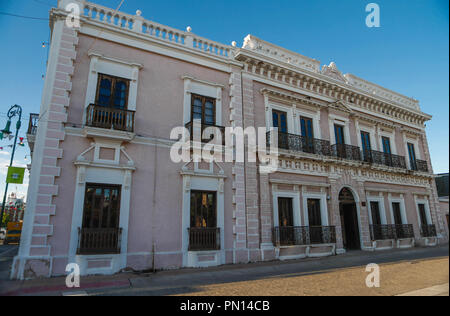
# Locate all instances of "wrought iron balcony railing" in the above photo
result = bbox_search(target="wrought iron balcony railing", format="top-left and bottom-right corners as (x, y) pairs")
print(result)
(420, 224), (437, 238)
(188, 227), (221, 251)
(86, 104), (135, 132)
(410, 160), (429, 173)
(272, 226), (336, 246)
(362, 150), (407, 169)
(77, 227), (122, 255)
(370, 225), (397, 241)
(331, 144), (362, 161)
(370, 224), (415, 240)
(394, 224), (415, 239)
(266, 132), (332, 156)
(185, 121), (225, 145)
(27, 113), (39, 136)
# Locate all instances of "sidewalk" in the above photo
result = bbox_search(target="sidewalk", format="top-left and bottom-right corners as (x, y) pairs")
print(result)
(0, 244), (448, 296)
(396, 283), (449, 296)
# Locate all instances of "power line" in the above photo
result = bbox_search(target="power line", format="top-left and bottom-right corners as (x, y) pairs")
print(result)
(0, 11), (49, 21)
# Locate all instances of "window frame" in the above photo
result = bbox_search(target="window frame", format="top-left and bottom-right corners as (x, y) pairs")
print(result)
(82, 183), (122, 229)
(190, 93), (217, 126)
(190, 190), (217, 228)
(95, 73), (131, 109)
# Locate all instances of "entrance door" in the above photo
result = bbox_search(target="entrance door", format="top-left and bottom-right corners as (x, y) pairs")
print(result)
(339, 188), (361, 250)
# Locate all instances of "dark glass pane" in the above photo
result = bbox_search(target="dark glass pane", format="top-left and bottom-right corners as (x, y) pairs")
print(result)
(308, 199), (322, 226)
(382, 137), (391, 154)
(392, 202), (402, 225)
(418, 204), (428, 226)
(370, 202), (381, 225)
(113, 81), (128, 109)
(98, 78), (112, 107)
(278, 198), (293, 227)
(334, 125), (345, 144)
(190, 191), (217, 228)
(82, 184), (121, 229)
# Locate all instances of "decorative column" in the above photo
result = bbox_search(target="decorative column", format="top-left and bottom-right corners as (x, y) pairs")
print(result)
(421, 132), (449, 241)
(356, 180), (372, 249)
(12, 2), (80, 279)
(329, 178), (344, 253)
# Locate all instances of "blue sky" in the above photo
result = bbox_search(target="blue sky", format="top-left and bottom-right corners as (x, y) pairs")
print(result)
(0, 0), (448, 199)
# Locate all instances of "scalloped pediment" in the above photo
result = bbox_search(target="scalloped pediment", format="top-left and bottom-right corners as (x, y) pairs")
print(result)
(329, 100), (354, 114)
(321, 62), (348, 83)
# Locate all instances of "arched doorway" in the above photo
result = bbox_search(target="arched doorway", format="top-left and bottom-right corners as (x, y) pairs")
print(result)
(339, 188), (361, 250)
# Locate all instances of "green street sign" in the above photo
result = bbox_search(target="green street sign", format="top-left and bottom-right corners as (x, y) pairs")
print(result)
(6, 166), (26, 184)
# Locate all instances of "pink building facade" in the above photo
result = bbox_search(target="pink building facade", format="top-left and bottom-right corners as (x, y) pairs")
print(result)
(13, 0), (448, 279)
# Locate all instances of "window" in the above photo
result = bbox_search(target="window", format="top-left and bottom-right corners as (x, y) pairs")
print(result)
(307, 199), (322, 226)
(370, 201), (382, 225)
(191, 94), (216, 126)
(79, 183), (122, 255)
(407, 143), (417, 170)
(334, 124), (345, 145)
(382, 136), (392, 155)
(392, 202), (402, 225)
(361, 131), (372, 162)
(82, 184), (121, 229)
(95, 74), (130, 109)
(278, 197), (293, 227)
(418, 204), (428, 226)
(190, 191), (217, 228)
(272, 110), (288, 133)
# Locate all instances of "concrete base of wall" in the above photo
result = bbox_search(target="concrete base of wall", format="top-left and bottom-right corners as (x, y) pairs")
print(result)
(277, 244), (336, 261)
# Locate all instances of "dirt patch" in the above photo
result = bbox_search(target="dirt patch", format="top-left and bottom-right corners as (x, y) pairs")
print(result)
(174, 257), (449, 296)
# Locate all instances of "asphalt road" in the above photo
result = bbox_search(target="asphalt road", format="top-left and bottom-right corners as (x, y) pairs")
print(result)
(0, 244), (18, 281)
(89, 245), (449, 296)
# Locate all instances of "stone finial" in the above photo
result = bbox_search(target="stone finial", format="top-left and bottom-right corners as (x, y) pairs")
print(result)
(329, 62), (337, 69)
(186, 26), (192, 32)
(136, 10), (142, 16)
(231, 41), (237, 47)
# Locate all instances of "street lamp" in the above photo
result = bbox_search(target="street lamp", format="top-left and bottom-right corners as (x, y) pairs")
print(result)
(0, 105), (22, 228)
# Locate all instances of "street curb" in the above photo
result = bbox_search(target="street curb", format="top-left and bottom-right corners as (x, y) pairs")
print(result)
(1, 279), (131, 296)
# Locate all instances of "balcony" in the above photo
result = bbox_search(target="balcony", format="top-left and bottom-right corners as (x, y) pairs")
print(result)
(77, 227), (122, 255)
(86, 104), (135, 133)
(27, 113), (39, 136)
(272, 226), (336, 246)
(395, 224), (415, 239)
(362, 150), (407, 169)
(267, 132), (331, 156)
(188, 227), (220, 251)
(26, 113), (39, 157)
(410, 159), (429, 173)
(370, 225), (397, 240)
(370, 224), (415, 240)
(331, 144), (362, 161)
(185, 121), (225, 145)
(420, 224), (437, 238)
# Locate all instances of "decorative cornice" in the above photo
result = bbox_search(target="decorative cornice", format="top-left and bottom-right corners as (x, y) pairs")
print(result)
(260, 87), (325, 108)
(236, 40), (431, 128)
